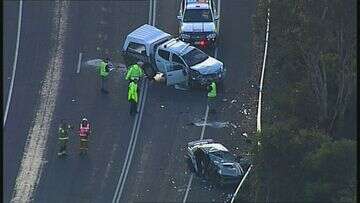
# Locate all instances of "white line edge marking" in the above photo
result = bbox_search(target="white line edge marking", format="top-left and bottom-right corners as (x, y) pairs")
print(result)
(148, 0), (152, 25)
(152, 0), (157, 26)
(231, 1), (271, 202)
(182, 104), (209, 203)
(214, 46), (218, 59)
(112, 79), (145, 203)
(183, 1), (220, 198)
(200, 105), (209, 140)
(76, 52), (83, 74)
(3, 0), (23, 127)
(257, 4), (270, 132)
(216, 0), (221, 34)
(112, 0), (154, 201)
(230, 165), (253, 203)
(116, 80), (148, 202)
(11, 1), (69, 202)
(182, 173), (194, 203)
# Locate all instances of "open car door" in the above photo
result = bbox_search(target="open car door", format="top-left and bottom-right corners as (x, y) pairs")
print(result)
(166, 64), (188, 86)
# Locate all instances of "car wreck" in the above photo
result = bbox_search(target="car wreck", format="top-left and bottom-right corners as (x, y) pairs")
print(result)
(187, 139), (251, 185)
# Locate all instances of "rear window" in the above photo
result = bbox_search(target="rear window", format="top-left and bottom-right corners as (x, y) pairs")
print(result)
(127, 42), (146, 55)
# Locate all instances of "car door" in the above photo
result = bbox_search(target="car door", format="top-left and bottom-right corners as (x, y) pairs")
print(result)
(166, 53), (188, 85)
(155, 49), (171, 73)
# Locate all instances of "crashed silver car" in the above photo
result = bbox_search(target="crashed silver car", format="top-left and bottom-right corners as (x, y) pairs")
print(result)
(187, 139), (250, 185)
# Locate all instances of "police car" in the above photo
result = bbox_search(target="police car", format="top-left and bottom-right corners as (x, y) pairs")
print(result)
(177, 0), (219, 48)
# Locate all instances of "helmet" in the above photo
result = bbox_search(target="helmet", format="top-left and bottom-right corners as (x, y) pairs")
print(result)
(81, 118), (88, 127)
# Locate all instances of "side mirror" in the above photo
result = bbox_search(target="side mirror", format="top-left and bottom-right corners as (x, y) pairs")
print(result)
(177, 15), (182, 20)
(214, 15), (219, 20)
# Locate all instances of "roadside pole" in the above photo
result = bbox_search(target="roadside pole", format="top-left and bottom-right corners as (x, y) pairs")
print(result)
(230, 0), (271, 202)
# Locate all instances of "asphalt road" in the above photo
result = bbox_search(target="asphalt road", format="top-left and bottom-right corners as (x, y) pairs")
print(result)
(3, 1), (55, 202)
(120, 0), (256, 202)
(3, 0), (255, 202)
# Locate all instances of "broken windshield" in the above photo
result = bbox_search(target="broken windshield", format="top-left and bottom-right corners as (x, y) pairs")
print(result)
(182, 48), (209, 67)
(208, 150), (235, 162)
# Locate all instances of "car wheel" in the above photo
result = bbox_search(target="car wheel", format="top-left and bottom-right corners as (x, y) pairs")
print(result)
(199, 160), (206, 176)
(195, 150), (206, 177)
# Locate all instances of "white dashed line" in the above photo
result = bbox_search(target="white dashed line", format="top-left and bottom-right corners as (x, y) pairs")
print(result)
(182, 173), (194, 203)
(76, 52), (83, 74)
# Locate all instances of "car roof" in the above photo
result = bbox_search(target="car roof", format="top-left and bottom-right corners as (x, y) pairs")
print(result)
(185, 0), (210, 9)
(126, 24), (171, 45)
(160, 38), (194, 55)
(201, 143), (229, 153)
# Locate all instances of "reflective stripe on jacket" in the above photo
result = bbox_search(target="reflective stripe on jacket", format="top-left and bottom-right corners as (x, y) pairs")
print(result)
(58, 127), (69, 140)
(128, 81), (138, 103)
(207, 82), (217, 98)
(125, 64), (144, 80)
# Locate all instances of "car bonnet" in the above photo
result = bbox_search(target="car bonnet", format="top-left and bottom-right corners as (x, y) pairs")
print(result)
(189, 56), (223, 75)
(181, 22), (216, 33)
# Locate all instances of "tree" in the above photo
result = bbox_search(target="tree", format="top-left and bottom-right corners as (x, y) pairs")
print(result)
(303, 139), (356, 202)
(252, 121), (330, 202)
(290, 0), (357, 135)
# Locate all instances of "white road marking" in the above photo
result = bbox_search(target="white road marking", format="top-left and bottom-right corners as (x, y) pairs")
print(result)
(182, 4), (220, 198)
(182, 104), (209, 203)
(11, 1), (69, 202)
(152, 0), (157, 26)
(231, 1), (271, 202)
(182, 173), (194, 203)
(76, 52), (83, 74)
(148, 0), (153, 25)
(116, 80), (148, 202)
(230, 165), (253, 203)
(3, 0), (23, 127)
(214, 46), (218, 58)
(257, 6), (270, 132)
(200, 105), (210, 140)
(216, 0), (221, 34)
(112, 1), (154, 202)
(112, 79), (145, 203)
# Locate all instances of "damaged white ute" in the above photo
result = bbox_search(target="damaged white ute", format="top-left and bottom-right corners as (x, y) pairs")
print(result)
(122, 24), (225, 87)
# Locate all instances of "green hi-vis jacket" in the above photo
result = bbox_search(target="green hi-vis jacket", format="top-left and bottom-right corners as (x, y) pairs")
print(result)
(99, 61), (109, 77)
(58, 126), (69, 141)
(207, 82), (217, 98)
(128, 81), (138, 103)
(125, 64), (144, 80)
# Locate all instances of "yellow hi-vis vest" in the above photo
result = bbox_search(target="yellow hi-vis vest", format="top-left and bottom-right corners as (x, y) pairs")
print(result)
(99, 61), (109, 77)
(128, 81), (138, 103)
(207, 82), (217, 98)
(125, 64), (144, 80)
